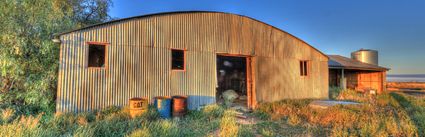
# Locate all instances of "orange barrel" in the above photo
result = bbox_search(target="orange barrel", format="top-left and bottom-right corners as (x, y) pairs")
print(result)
(129, 97), (148, 118)
(172, 96), (188, 117)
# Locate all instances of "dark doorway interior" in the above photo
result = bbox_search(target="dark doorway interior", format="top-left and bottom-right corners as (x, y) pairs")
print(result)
(216, 55), (247, 107)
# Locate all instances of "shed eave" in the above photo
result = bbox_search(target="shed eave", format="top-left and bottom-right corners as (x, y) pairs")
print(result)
(329, 66), (389, 72)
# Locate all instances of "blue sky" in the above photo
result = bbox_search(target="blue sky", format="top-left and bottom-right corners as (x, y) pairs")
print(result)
(110, 0), (425, 74)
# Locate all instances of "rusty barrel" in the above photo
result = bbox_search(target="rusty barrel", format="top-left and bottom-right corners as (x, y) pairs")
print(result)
(154, 96), (172, 118)
(172, 96), (188, 117)
(129, 97), (148, 118)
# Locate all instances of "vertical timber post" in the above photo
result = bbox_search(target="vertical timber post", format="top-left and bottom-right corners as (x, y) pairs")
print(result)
(340, 69), (347, 89)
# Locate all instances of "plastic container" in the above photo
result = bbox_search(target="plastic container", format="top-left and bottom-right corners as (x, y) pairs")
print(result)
(154, 96), (172, 118)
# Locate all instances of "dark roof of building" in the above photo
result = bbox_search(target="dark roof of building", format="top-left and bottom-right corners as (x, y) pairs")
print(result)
(328, 55), (389, 71)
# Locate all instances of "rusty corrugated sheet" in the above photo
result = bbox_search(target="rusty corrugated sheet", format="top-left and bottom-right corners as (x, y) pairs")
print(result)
(57, 12), (328, 112)
(328, 55), (388, 71)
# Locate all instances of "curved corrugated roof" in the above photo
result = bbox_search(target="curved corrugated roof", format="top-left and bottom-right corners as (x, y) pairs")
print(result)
(56, 11), (328, 59)
(328, 55), (389, 71)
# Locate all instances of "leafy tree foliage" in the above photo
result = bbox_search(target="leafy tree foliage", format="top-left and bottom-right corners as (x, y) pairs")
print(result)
(69, 0), (113, 27)
(0, 0), (112, 114)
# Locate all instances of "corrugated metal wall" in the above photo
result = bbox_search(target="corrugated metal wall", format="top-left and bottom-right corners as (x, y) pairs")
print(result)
(358, 71), (385, 93)
(57, 12), (328, 112)
(329, 70), (385, 93)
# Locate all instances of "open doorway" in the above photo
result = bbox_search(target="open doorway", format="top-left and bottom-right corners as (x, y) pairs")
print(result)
(216, 55), (249, 108)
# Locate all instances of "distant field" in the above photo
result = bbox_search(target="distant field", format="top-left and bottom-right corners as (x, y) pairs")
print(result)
(386, 82), (425, 98)
(387, 82), (425, 92)
(386, 74), (425, 91)
(387, 82), (425, 89)
(387, 74), (425, 82)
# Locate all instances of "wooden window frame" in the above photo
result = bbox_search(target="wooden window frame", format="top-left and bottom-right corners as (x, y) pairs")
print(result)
(86, 42), (109, 70)
(300, 60), (309, 77)
(171, 48), (186, 71)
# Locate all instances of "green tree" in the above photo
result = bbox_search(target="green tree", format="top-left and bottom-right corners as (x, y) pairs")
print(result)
(0, 0), (113, 114)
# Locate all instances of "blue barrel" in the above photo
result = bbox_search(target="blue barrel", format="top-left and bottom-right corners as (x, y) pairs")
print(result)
(154, 96), (172, 118)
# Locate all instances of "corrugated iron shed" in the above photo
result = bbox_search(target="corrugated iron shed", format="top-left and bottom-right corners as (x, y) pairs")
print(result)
(328, 55), (388, 93)
(56, 11), (329, 112)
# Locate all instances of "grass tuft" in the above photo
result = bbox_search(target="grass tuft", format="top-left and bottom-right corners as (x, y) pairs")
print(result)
(1, 108), (15, 124)
(219, 110), (239, 137)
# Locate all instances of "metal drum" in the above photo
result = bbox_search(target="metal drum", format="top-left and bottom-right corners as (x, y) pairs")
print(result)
(154, 96), (172, 118)
(129, 97), (148, 118)
(172, 96), (188, 117)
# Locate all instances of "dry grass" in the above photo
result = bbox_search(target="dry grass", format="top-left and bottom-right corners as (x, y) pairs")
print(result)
(1, 108), (15, 123)
(387, 82), (425, 90)
(0, 114), (42, 136)
(254, 89), (422, 136)
(336, 88), (370, 102)
(1, 89), (424, 136)
(0, 104), (232, 137)
(391, 93), (425, 136)
(219, 110), (239, 137)
(0, 104), (250, 137)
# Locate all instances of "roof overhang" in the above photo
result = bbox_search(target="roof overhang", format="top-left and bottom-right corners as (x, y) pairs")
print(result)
(329, 66), (390, 72)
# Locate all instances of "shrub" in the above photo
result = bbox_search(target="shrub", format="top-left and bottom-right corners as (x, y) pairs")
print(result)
(0, 0), (113, 115)
(202, 104), (225, 119)
(337, 89), (369, 102)
(287, 114), (302, 126)
(329, 86), (343, 99)
(375, 93), (400, 107)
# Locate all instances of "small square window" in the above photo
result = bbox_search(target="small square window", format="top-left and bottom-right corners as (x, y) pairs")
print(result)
(300, 60), (308, 76)
(172, 49), (185, 70)
(88, 44), (106, 68)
